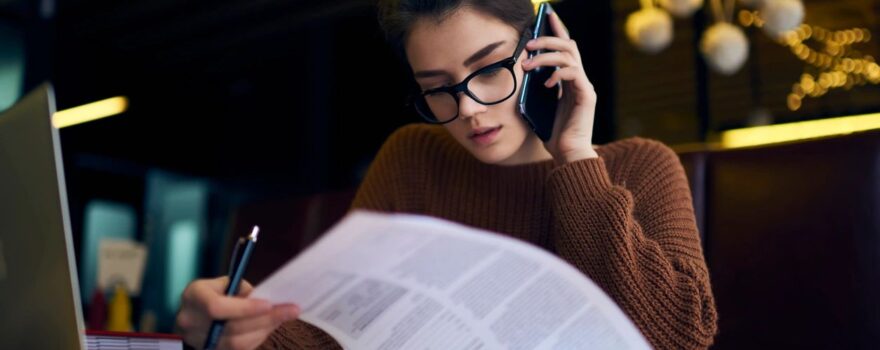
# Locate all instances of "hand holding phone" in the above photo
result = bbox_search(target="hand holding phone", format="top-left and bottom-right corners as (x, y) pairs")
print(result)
(520, 3), (600, 162)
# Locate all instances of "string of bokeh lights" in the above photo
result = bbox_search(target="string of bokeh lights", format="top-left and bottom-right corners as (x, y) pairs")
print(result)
(739, 10), (879, 111)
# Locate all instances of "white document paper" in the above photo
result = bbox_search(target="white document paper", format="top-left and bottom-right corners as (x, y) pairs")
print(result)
(251, 211), (651, 350)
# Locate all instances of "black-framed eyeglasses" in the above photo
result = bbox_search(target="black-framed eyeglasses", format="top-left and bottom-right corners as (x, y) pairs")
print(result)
(410, 30), (532, 124)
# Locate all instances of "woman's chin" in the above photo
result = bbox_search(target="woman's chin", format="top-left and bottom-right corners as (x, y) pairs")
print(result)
(468, 146), (514, 165)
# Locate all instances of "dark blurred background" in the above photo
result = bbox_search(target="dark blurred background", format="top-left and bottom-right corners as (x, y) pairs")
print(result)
(2, 0), (880, 343)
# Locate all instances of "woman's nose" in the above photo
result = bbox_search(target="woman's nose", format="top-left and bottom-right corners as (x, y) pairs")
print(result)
(457, 93), (488, 120)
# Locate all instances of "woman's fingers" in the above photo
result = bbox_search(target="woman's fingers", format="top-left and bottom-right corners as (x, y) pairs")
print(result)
(525, 36), (581, 63)
(545, 66), (592, 93)
(175, 310), (207, 346)
(526, 37), (581, 62)
(523, 51), (577, 71)
(545, 66), (573, 88)
(184, 277), (253, 300)
(202, 277), (255, 296)
(224, 304), (300, 335)
(184, 280), (271, 319)
(204, 295), (272, 320)
(177, 277), (280, 349)
(237, 279), (255, 296)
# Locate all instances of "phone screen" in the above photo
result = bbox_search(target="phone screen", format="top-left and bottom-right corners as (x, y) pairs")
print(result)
(517, 2), (560, 142)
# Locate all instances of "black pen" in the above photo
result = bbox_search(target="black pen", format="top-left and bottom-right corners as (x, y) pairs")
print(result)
(203, 226), (259, 350)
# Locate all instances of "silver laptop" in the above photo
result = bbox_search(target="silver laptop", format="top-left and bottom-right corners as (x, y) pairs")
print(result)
(0, 83), (86, 349)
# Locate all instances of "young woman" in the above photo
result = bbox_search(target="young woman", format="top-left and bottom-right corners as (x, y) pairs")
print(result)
(175, 1), (718, 349)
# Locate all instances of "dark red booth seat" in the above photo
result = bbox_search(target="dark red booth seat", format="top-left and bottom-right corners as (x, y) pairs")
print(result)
(703, 129), (880, 349)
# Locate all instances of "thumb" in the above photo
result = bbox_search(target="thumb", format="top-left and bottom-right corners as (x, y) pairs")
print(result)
(238, 279), (255, 297)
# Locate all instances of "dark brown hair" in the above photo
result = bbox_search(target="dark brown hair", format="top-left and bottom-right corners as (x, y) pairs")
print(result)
(377, 0), (535, 60)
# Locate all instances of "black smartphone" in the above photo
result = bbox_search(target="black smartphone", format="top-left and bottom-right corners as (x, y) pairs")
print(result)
(517, 2), (560, 142)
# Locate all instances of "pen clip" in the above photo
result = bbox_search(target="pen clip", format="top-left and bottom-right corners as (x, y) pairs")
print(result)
(227, 226), (259, 277)
(227, 237), (246, 277)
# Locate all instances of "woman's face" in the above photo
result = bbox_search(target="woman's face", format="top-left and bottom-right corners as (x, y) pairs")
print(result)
(405, 7), (551, 165)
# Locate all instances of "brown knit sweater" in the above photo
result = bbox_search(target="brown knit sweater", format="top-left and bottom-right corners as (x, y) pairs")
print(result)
(261, 124), (718, 349)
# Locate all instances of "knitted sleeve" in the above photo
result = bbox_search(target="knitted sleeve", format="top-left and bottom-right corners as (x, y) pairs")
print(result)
(258, 125), (422, 349)
(545, 139), (717, 349)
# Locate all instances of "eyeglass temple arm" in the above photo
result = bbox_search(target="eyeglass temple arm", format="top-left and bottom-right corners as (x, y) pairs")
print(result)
(513, 28), (533, 63)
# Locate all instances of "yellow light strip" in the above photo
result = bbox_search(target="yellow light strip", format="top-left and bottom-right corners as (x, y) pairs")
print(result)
(720, 112), (880, 148)
(53, 96), (128, 129)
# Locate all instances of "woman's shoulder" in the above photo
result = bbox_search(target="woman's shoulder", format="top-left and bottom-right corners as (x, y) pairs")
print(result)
(379, 123), (457, 159)
(598, 136), (678, 163)
(385, 123), (448, 145)
(596, 136), (684, 187)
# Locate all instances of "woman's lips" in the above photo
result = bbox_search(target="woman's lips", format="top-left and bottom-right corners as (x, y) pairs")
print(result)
(469, 126), (502, 146)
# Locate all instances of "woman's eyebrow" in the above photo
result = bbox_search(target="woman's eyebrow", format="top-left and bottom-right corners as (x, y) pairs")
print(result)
(413, 69), (447, 79)
(413, 40), (507, 79)
(462, 40), (506, 67)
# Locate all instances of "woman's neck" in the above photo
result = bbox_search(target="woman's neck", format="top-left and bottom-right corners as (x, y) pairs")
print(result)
(498, 133), (554, 166)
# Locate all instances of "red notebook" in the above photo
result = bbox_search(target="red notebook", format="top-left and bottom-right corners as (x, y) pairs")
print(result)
(85, 330), (183, 350)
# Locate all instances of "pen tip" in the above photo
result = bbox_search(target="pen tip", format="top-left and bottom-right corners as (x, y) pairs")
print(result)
(250, 226), (259, 241)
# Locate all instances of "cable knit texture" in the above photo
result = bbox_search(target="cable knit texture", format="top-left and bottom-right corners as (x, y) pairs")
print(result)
(261, 124), (717, 349)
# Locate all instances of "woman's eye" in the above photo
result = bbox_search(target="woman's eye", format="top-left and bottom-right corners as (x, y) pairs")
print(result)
(424, 83), (453, 93)
(481, 68), (503, 77)
(421, 82), (448, 91)
(422, 87), (443, 94)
